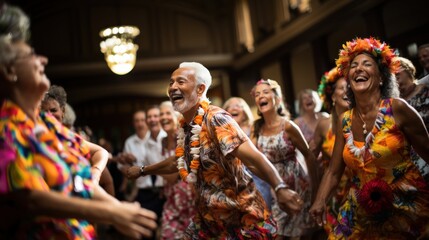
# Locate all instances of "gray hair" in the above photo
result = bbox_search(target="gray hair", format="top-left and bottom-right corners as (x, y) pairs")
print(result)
(0, 4), (30, 65)
(179, 62), (212, 100)
(0, 4), (30, 100)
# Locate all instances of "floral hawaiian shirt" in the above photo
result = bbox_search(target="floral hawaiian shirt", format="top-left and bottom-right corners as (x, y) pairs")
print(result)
(0, 100), (95, 239)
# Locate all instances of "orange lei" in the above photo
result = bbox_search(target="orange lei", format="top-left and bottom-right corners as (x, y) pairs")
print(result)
(176, 100), (209, 183)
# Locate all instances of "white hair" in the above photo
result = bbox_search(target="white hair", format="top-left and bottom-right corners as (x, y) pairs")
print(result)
(179, 62), (212, 100)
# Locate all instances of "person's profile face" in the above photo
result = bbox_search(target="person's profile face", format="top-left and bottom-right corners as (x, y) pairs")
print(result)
(168, 67), (200, 114)
(225, 98), (245, 125)
(332, 78), (349, 110)
(160, 106), (177, 133)
(418, 47), (429, 71)
(41, 98), (64, 122)
(133, 111), (147, 132)
(146, 108), (161, 131)
(11, 41), (50, 96)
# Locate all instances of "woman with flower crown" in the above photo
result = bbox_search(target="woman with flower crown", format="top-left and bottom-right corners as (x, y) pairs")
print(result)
(310, 37), (429, 239)
(128, 62), (306, 239)
(250, 79), (318, 240)
(311, 68), (351, 236)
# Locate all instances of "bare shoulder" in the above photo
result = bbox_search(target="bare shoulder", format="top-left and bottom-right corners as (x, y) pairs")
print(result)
(392, 98), (413, 115)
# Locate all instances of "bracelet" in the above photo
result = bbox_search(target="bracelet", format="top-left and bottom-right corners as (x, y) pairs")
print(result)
(140, 165), (146, 176)
(274, 182), (288, 193)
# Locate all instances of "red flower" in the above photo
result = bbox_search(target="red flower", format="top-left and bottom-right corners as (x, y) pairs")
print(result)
(357, 178), (393, 215)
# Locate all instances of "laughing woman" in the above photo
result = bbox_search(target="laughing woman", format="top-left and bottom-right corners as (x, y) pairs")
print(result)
(310, 37), (429, 239)
(251, 79), (318, 240)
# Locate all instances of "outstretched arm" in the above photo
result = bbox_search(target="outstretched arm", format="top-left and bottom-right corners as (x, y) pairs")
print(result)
(126, 156), (177, 179)
(309, 112), (346, 226)
(2, 188), (157, 239)
(234, 140), (304, 215)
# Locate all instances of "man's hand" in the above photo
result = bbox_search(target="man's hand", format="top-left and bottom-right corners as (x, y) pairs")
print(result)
(127, 166), (142, 179)
(115, 153), (137, 164)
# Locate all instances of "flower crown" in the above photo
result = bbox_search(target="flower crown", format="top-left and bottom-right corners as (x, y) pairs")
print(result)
(318, 67), (341, 110)
(251, 79), (282, 98)
(336, 37), (400, 78)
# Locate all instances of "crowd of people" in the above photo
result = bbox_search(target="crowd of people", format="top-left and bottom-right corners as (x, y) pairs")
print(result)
(1, 3), (429, 240)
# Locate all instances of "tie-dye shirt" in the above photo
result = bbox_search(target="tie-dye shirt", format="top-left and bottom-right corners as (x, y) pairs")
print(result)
(0, 100), (95, 239)
(184, 105), (277, 239)
(331, 98), (429, 239)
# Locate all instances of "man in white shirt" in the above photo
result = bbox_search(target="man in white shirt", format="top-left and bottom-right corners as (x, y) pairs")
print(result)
(120, 106), (166, 240)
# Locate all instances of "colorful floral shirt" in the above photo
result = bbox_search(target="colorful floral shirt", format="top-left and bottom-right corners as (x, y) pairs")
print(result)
(332, 98), (429, 239)
(406, 85), (429, 183)
(0, 100), (95, 240)
(183, 105), (276, 239)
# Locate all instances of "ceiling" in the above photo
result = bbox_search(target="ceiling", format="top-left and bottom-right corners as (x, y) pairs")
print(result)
(8, 0), (237, 102)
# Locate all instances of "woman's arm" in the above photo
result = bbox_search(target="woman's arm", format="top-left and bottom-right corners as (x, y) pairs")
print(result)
(86, 141), (109, 183)
(309, 112), (346, 226)
(393, 98), (429, 162)
(5, 188), (157, 239)
(286, 120), (318, 199)
(126, 155), (178, 179)
(234, 141), (303, 215)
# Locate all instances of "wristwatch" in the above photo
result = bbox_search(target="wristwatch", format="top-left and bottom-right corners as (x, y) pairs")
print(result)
(140, 164), (146, 176)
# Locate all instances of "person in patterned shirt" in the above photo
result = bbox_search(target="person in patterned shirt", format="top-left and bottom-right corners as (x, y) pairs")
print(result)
(128, 62), (305, 239)
(0, 4), (157, 239)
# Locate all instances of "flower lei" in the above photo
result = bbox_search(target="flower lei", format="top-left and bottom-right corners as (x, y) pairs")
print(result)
(176, 99), (210, 183)
(345, 103), (385, 160)
(336, 37), (400, 78)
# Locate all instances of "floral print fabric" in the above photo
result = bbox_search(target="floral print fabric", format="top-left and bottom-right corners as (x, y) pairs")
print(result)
(183, 105), (276, 239)
(160, 147), (196, 240)
(257, 119), (314, 237)
(0, 100), (95, 240)
(334, 98), (429, 239)
(407, 85), (429, 183)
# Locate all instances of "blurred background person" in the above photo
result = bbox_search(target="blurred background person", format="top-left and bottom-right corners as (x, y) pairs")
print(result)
(312, 67), (351, 236)
(417, 43), (429, 79)
(294, 89), (326, 146)
(41, 84), (113, 192)
(251, 79), (318, 240)
(310, 37), (429, 239)
(0, 4), (157, 239)
(223, 96), (272, 209)
(155, 101), (196, 240)
(395, 56), (429, 182)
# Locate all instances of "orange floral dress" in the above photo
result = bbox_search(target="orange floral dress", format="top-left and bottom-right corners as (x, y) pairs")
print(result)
(331, 98), (429, 239)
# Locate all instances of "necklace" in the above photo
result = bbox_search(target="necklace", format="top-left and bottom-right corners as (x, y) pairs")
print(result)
(356, 109), (368, 135)
(176, 99), (209, 183)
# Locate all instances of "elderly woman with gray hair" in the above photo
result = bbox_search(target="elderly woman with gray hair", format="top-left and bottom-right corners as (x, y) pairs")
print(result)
(395, 56), (429, 182)
(0, 4), (156, 239)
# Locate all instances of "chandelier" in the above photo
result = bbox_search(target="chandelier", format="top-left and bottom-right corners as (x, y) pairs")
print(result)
(99, 26), (140, 75)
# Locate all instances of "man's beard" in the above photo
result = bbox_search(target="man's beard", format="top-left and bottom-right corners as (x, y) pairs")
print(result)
(172, 93), (199, 114)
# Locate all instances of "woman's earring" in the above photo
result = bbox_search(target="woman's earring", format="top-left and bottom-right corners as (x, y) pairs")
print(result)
(12, 75), (18, 82)
(332, 100), (336, 106)
(347, 84), (350, 88)
(380, 81), (383, 86)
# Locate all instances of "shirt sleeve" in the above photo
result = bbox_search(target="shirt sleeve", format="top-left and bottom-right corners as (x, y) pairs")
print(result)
(210, 111), (248, 157)
(0, 126), (49, 193)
